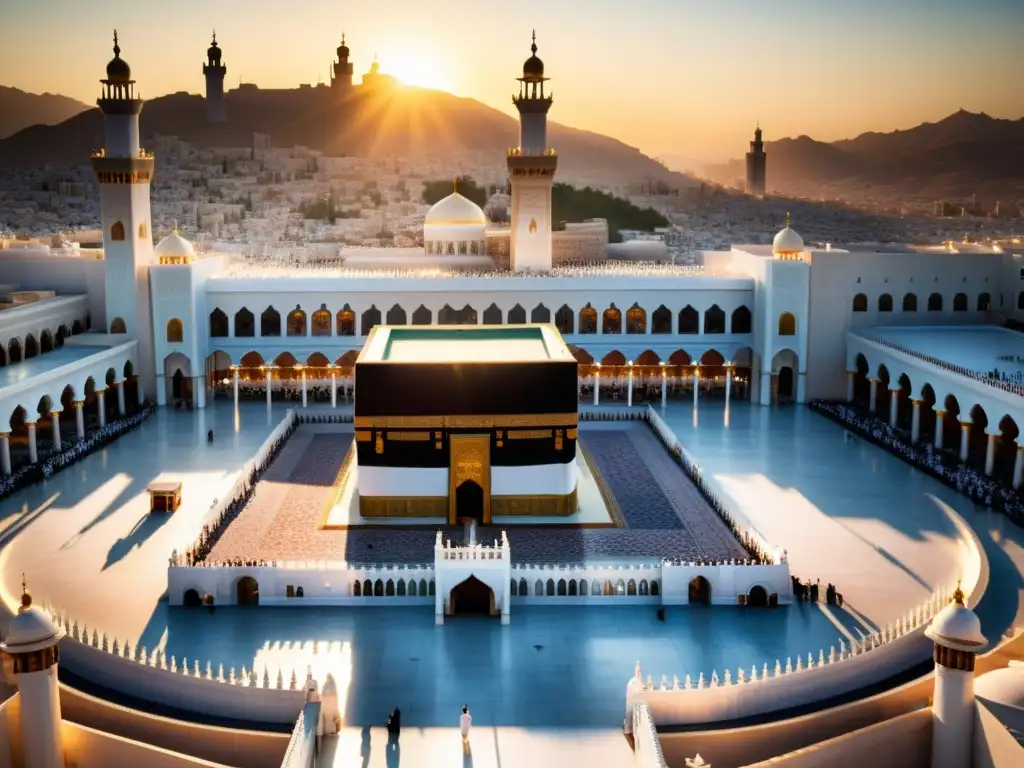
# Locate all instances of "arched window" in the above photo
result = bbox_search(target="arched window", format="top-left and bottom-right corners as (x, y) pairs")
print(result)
(440, 305), (458, 325)
(852, 293), (868, 312)
(337, 306), (355, 336)
(704, 305), (725, 334)
(110, 317), (127, 334)
(651, 305), (671, 334)
(678, 305), (699, 334)
(456, 305), (477, 325)
(261, 306), (281, 337)
(508, 304), (526, 324)
(412, 305), (431, 325)
(482, 304), (502, 325)
(555, 305), (574, 334)
(928, 293), (943, 312)
(209, 309), (228, 337)
(878, 294), (893, 312)
(626, 303), (646, 334)
(953, 293), (967, 312)
(166, 318), (184, 343)
(361, 306), (382, 335)
(110, 221), (125, 241)
(977, 293), (991, 311)
(385, 304), (406, 325)
(312, 305), (332, 336)
(531, 304), (550, 323)
(234, 308), (254, 337)
(731, 306), (752, 334)
(602, 305), (622, 334)
(1018, 291), (1024, 311)
(778, 312), (796, 336)
(903, 293), (918, 312)
(287, 306), (307, 336)
(579, 305), (597, 334)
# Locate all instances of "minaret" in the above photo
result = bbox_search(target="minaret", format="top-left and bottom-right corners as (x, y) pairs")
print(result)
(746, 123), (767, 196)
(92, 31), (157, 399)
(507, 31), (557, 272)
(203, 30), (227, 123)
(0, 577), (66, 768)
(925, 581), (986, 768)
(331, 34), (353, 99)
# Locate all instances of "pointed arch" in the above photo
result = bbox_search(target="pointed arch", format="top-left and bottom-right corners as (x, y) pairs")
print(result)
(700, 349), (725, 367)
(508, 304), (526, 325)
(731, 305), (752, 334)
(209, 308), (229, 337)
(602, 304), (622, 334)
(601, 350), (626, 366)
(234, 307), (255, 337)
(8, 338), (22, 364)
(166, 318), (184, 343)
(704, 304), (725, 334)
(668, 349), (692, 366)
(652, 305), (671, 334)
(40, 329), (53, 353)
(337, 305), (355, 336)
(678, 305), (699, 334)
(579, 304), (597, 334)
(110, 221), (125, 241)
(626, 303), (646, 334)
(240, 351), (264, 368)
(274, 352), (297, 368)
(24, 334), (38, 359)
(306, 352), (330, 368)
(457, 304), (477, 325)
(531, 303), (550, 323)
(386, 304), (407, 325)
(635, 349), (660, 366)
(287, 306), (307, 336)
(260, 306), (281, 337)
(439, 304), (458, 325)
(482, 303), (502, 325)
(570, 346), (593, 365)
(412, 305), (432, 325)
(311, 305), (332, 336)
(109, 317), (127, 334)
(361, 305), (382, 335)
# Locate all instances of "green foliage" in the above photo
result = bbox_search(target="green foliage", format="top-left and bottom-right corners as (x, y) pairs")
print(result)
(551, 183), (668, 242)
(421, 176), (488, 207)
(300, 191), (338, 223)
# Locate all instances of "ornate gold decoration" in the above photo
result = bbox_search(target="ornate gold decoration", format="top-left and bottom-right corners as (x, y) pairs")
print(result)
(435, 432), (442, 439)
(567, 428), (578, 439)
(507, 429), (552, 440)
(496, 430), (503, 439)
(374, 432), (384, 454)
(529, 217), (538, 234)
(449, 434), (491, 524)
(355, 430), (372, 442)
(952, 579), (965, 605)
(496, 440), (503, 448)
(387, 431), (431, 441)
(554, 429), (564, 451)
(435, 441), (442, 450)
(358, 496), (448, 518)
(354, 413), (577, 429)
(491, 487), (578, 517)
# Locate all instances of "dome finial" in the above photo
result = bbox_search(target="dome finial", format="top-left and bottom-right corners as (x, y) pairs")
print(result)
(113, 29), (120, 57)
(453, 176), (458, 193)
(531, 29), (537, 55)
(19, 573), (32, 613)
(952, 579), (965, 605)
(212, 29), (217, 45)
(172, 219), (179, 234)
(785, 211), (791, 228)
(342, 31), (346, 45)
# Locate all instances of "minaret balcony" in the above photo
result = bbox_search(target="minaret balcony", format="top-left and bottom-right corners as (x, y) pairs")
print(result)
(506, 152), (558, 178)
(92, 155), (156, 185)
(508, 147), (556, 157)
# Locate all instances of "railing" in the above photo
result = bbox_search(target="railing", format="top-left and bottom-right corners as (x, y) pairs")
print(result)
(632, 703), (669, 768)
(223, 260), (706, 279)
(436, 530), (509, 561)
(508, 147), (557, 157)
(870, 336), (1024, 397)
(280, 701), (320, 768)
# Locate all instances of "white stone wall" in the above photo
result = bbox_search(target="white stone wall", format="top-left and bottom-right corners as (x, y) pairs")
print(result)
(0, 295), (91, 354)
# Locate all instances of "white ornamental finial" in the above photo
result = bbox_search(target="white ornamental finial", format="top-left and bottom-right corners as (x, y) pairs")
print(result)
(685, 755), (710, 768)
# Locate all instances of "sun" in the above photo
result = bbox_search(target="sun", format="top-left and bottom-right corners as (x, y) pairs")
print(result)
(384, 53), (453, 92)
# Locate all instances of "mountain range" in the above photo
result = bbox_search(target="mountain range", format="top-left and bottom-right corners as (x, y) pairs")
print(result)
(0, 84), (696, 189)
(0, 86), (90, 140)
(703, 110), (1024, 204)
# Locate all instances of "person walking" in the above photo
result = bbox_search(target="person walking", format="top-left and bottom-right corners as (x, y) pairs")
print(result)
(387, 707), (401, 746)
(460, 705), (472, 745)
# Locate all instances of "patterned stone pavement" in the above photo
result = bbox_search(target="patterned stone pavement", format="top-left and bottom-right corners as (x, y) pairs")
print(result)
(208, 423), (747, 566)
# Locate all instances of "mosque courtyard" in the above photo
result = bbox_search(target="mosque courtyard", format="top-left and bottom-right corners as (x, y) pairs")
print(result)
(1, 397), (1021, 731)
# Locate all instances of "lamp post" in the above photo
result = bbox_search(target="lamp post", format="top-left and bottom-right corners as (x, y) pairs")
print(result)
(627, 360), (634, 408)
(329, 364), (337, 408)
(725, 364), (733, 409)
(231, 365), (239, 409)
(263, 365), (273, 408)
(297, 364), (307, 408)
(660, 361), (667, 408)
(693, 365), (700, 409)
(593, 363), (601, 407)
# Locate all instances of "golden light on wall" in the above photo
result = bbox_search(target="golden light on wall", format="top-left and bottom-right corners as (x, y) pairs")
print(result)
(529, 217), (538, 234)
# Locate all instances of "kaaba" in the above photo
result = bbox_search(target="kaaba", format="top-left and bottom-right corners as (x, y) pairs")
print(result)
(354, 324), (579, 522)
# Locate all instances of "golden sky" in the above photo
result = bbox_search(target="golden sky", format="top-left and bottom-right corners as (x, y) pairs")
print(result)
(3, 0), (1022, 165)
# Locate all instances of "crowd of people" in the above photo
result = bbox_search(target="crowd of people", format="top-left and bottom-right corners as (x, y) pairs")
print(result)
(872, 337), (1024, 397)
(791, 576), (844, 606)
(0, 405), (155, 501)
(812, 400), (1024, 522)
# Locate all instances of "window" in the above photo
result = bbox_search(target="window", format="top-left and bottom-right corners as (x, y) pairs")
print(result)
(138, 222), (148, 239)
(778, 312), (796, 336)
(165, 318), (183, 343)
(361, 306), (382, 335)
(852, 294), (868, 312)
(555, 305), (574, 334)
(626, 304), (646, 334)
(261, 306), (281, 337)
(678, 306), (698, 334)
(731, 306), (752, 334)
(234, 308), (254, 337)
(704, 305), (725, 334)
(927, 293), (943, 312)
(652, 306), (672, 334)
(385, 304), (406, 325)
(508, 304), (526, 324)
(286, 307), (307, 336)
(312, 305), (332, 335)
(602, 305), (622, 334)
(878, 294), (893, 312)
(953, 293), (967, 312)
(531, 304), (551, 323)
(903, 293), (918, 312)
(209, 309), (228, 337)
(110, 221), (125, 241)
(977, 293), (991, 311)
(109, 317), (127, 334)
(337, 307), (355, 336)
(579, 305), (597, 334)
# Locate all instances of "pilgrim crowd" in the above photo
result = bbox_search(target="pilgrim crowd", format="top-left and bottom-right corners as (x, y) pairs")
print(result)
(873, 337), (1024, 396)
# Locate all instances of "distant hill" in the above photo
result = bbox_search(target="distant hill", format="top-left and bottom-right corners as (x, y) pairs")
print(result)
(0, 86), (90, 139)
(705, 110), (1024, 204)
(0, 83), (698, 189)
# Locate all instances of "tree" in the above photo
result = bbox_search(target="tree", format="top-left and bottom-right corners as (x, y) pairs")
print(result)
(421, 176), (487, 207)
(551, 183), (668, 242)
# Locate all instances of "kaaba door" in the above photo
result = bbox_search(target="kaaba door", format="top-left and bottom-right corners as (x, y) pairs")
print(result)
(449, 434), (491, 525)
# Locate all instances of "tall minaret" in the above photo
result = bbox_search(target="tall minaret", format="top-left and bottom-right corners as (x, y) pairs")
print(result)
(203, 30), (227, 123)
(745, 123), (767, 196)
(331, 34), (353, 99)
(92, 31), (157, 398)
(0, 578), (66, 768)
(507, 31), (557, 272)
(925, 581), (986, 768)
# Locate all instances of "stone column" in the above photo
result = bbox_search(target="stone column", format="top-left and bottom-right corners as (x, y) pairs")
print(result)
(50, 411), (62, 451)
(627, 363), (634, 408)
(0, 433), (11, 476)
(934, 409), (945, 450)
(73, 401), (85, 440)
(196, 376), (207, 409)
(726, 369), (733, 409)
(845, 371), (855, 402)
(889, 389), (899, 428)
(911, 400), (921, 443)
(1013, 443), (1024, 489)
(593, 365), (600, 406)
(660, 366), (667, 408)
(959, 420), (971, 463)
(331, 371), (337, 408)
(984, 431), (998, 477)
(232, 368), (240, 409)
(301, 369), (308, 408)
(868, 379), (878, 413)
(692, 368), (699, 409)
(116, 382), (126, 416)
(27, 422), (38, 463)
(265, 368), (273, 407)
(96, 390), (106, 428)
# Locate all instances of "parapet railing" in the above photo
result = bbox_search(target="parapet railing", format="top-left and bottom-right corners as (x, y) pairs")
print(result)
(632, 703), (670, 768)
(435, 530), (510, 561)
(869, 336), (1024, 398)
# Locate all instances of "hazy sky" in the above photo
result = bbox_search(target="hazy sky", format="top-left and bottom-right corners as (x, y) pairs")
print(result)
(2, 0), (1021, 165)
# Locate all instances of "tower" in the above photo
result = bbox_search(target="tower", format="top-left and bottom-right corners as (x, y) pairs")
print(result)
(0, 578), (66, 768)
(203, 30), (227, 123)
(507, 31), (557, 272)
(925, 582), (986, 768)
(746, 124), (767, 196)
(331, 34), (353, 99)
(92, 32), (157, 398)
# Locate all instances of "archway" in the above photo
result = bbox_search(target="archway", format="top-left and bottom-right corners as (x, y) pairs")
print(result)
(876, 364), (891, 419)
(386, 304), (407, 326)
(943, 394), (961, 449)
(508, 304), (526, 325)
(236, 576), (259, 605)
(778, 368), (794, 401)
(261, 306), (281, 337)
(747, 585), (769, 607)
(531, 303), (550, 323)
(164, 352), (192, 406)
(412, 305), (431, 325)
(602, 305), (621, 334)
(968, 404), (989, 470)
(234, 308), (255, 337)
(8, 339), (22, 364)
(555, 305), (574, 334)
(678, 306), (698, 334)
(996, 415), (1019, 484)
(772, 349), (798, 404)
(286, 306), (307, 336)
(482, 303), (502, 325)
(704, 305), (725, 334)
(731, 306), (752, 334)
(688, 576), (711, 605)
(337, 306), (356, 336)
(183, 589), (202, 607)
(311, 305), (332, 336)
(579, 305), (597, 334)
(449, 576), (494, 616)
(110, 317), (127, 334)
(919, 384), (937, 442)
(24, 334), (38, 359)
(40, 330), (53, 353)
(362, 306), (382, 335)
(853, 353), (870, 407)
(456, 480), (484, 524)
(210, 309), (229, 338)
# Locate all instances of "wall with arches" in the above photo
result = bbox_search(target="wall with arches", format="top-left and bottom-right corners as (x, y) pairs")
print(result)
(0, 252), (107, 330)
(0, 295), (91, 366)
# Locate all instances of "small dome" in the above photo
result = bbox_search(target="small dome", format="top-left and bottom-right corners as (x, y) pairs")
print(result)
(975, 663), (1024, 709)
(208, 32), (221, 63)
(424, 192), (486, 227)
(772, 221), (804, 255)
(155, 230), (196, 262)
(337, 34), (350, 60)
(106, 31), (132, 83)
(0, 606), (63, 655)
(925, 586), (986, 653)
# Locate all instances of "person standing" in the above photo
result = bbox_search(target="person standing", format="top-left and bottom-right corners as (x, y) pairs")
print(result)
(460, 705), (472, 744)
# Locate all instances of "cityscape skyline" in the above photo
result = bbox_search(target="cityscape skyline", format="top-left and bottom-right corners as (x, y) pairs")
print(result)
(1, 0), (1022, 165)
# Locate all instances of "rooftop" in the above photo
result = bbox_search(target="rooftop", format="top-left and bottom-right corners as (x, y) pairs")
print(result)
(0, 343), (112, 391)
(360, 324), (574, 364)
(853, 326), (1024, 379)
